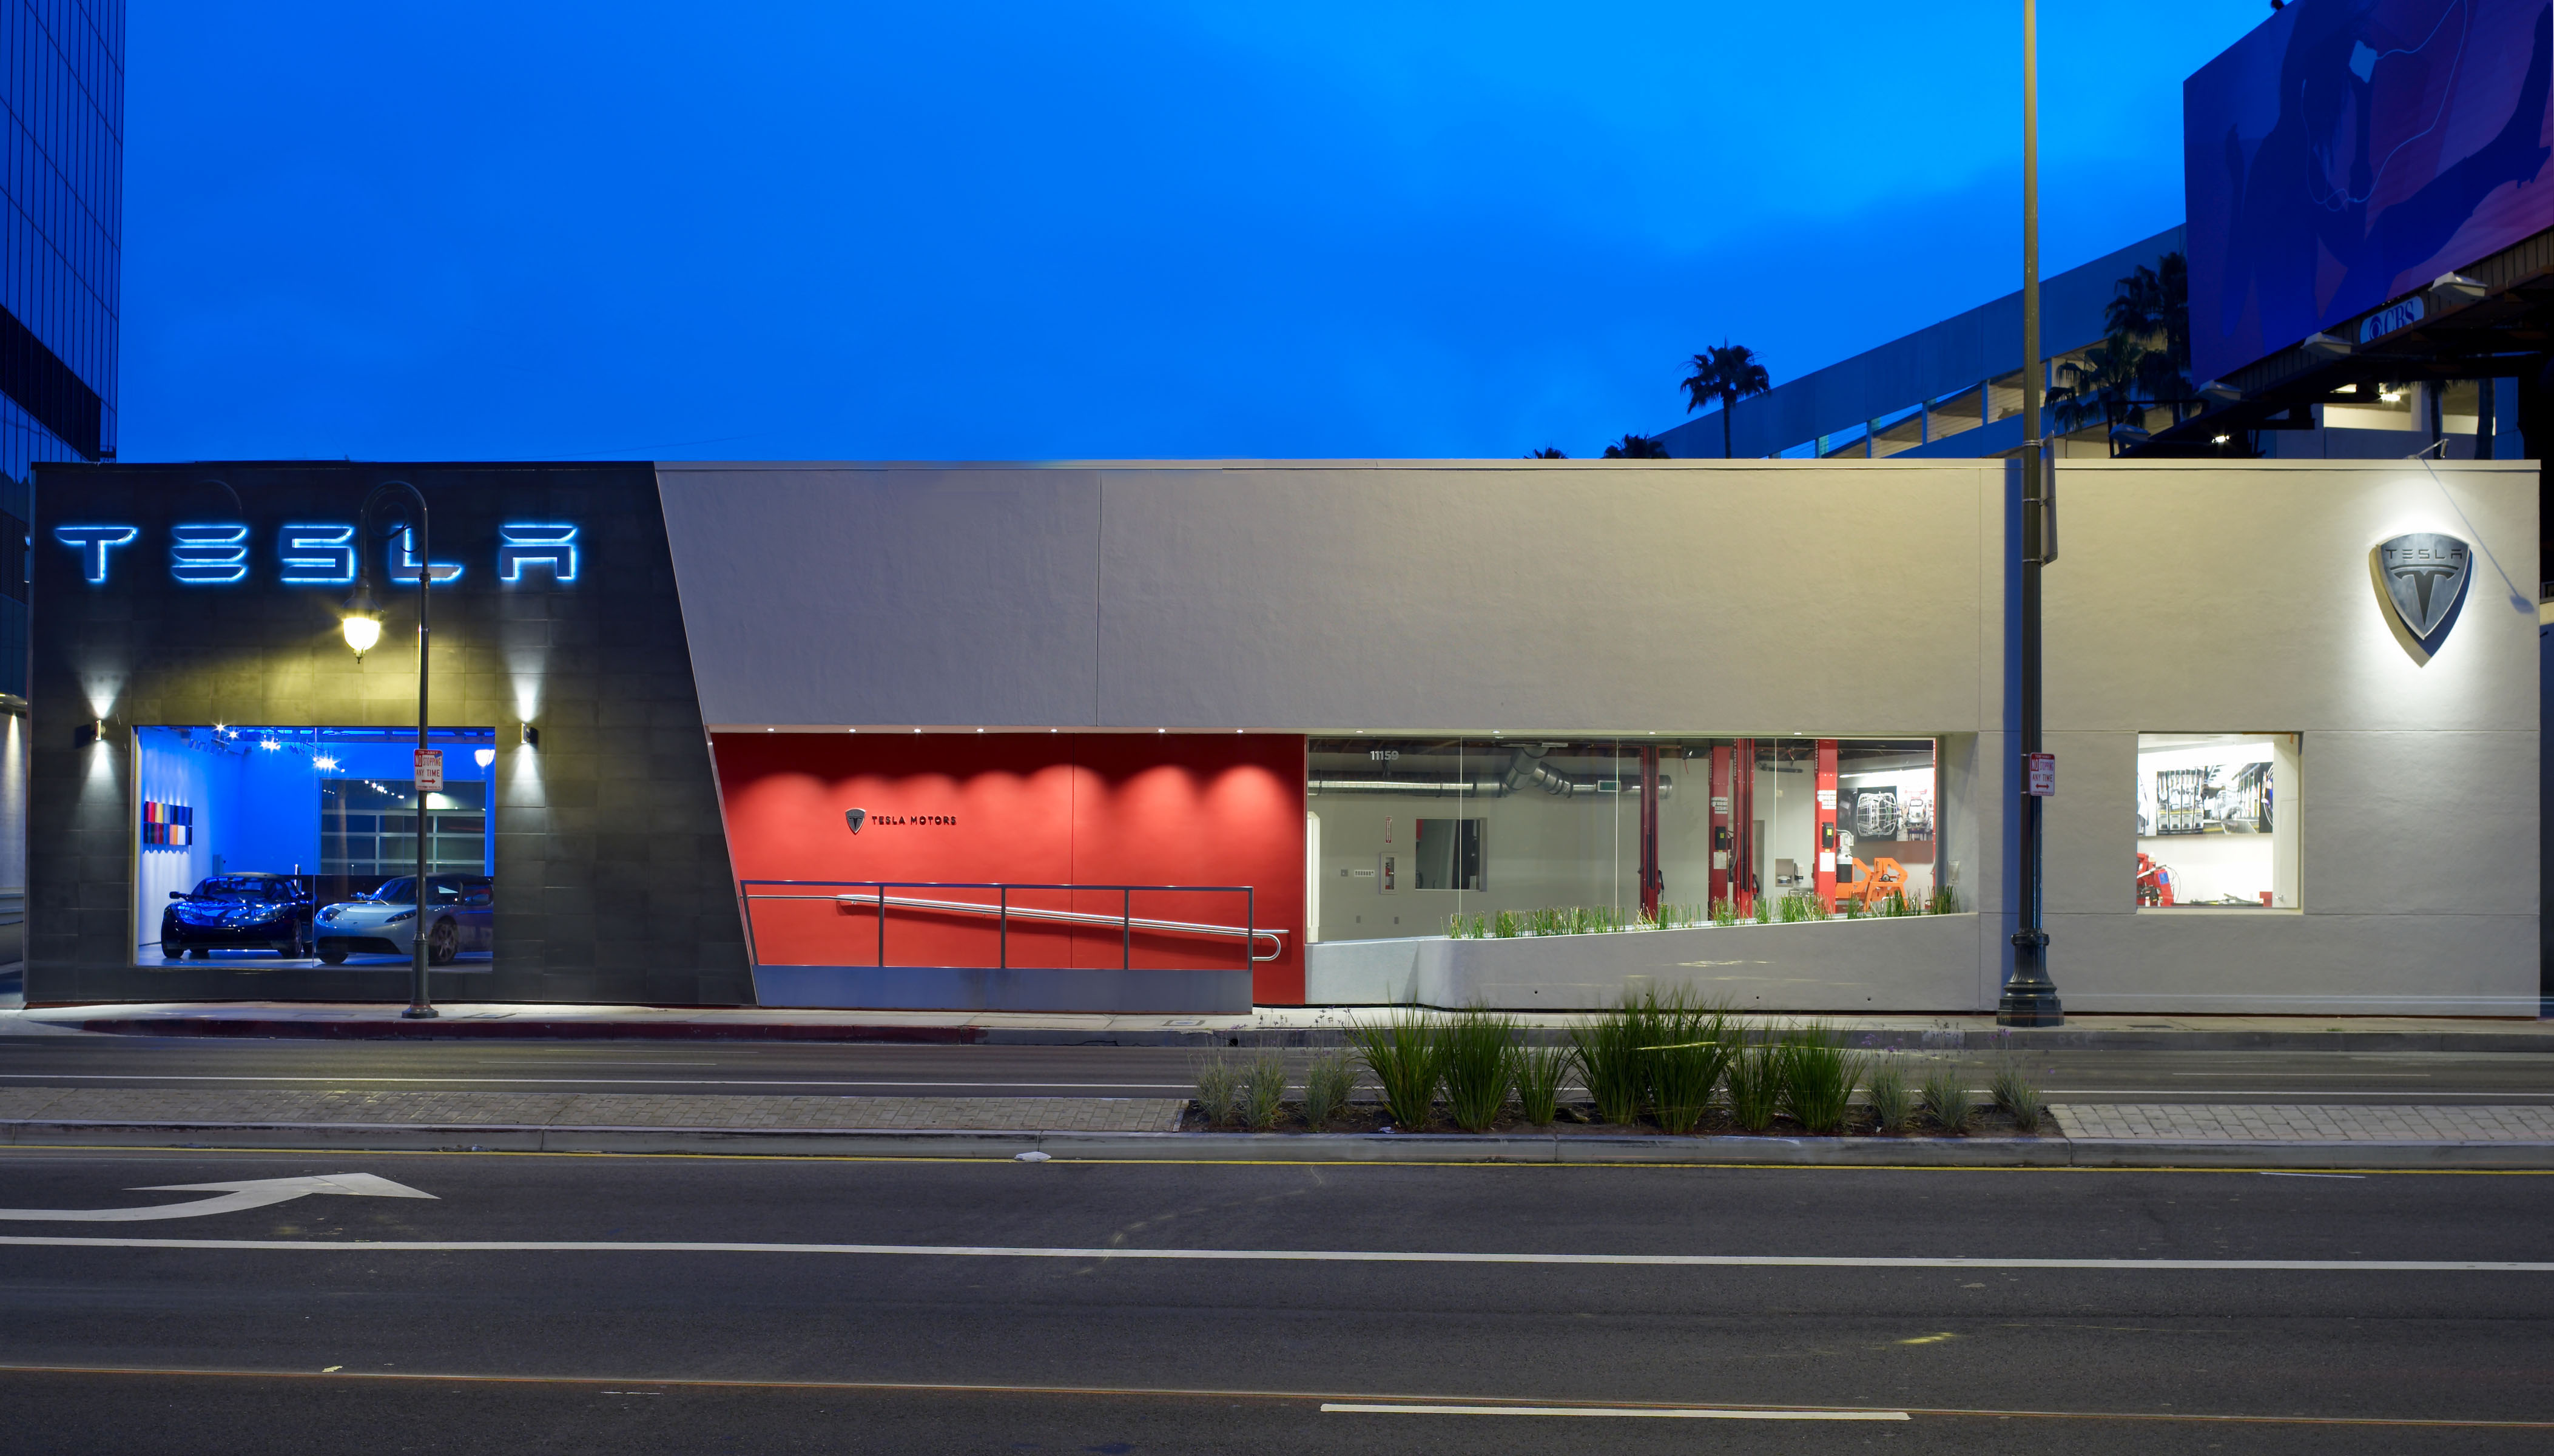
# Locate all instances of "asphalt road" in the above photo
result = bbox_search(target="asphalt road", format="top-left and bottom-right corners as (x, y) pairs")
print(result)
(0, 1035), (2549, 1104)
(0, 1148), (2546, 1452)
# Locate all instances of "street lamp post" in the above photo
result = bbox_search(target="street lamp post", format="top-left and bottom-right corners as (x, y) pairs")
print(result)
(2001, 0), (2063, 1026)
(342, 480), (439, 1020)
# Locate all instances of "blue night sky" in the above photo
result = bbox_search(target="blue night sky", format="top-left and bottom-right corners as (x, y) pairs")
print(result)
(122, 2), (2266, 463)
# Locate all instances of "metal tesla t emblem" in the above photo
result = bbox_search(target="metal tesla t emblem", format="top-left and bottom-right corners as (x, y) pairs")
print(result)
(2372, 533), (2473, 662)
(845, 808), (866, 835)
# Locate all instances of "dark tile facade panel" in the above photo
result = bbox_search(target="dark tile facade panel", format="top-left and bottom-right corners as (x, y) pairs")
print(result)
(27, 461), (753, 1005)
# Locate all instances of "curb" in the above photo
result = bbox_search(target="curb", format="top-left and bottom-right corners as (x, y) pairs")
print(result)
(5, 1119), (2552, 1168)
(41, 1016), (2554, 1053)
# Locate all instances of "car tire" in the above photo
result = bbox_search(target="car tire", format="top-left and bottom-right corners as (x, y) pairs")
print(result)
(427, 918), (459, 966)
(162, 942), (186, 963)
(188, 947), (211, 960)
(317, 946), (348, 966)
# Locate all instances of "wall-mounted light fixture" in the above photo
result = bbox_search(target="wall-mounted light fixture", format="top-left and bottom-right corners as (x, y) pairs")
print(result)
(519, 724), (540, 750)
(75, 718), (105, 747)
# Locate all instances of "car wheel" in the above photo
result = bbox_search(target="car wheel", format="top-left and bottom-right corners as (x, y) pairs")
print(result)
(188, 946), (211, 959)
(162, 942), (186, 963)
(427, 918), (460, 966)
(282, 926), (307, 959)
(316, 946), (347, 966)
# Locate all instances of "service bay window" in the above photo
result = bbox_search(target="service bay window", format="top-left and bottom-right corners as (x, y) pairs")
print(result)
(2134, 732), (2300, 909)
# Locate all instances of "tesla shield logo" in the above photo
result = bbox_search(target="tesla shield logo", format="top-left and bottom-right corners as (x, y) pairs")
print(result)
(2372, 533), (2471, 662)
(844, 807), (866, 835)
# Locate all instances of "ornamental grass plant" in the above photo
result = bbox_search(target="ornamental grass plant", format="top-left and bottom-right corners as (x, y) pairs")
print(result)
(1725, 1037), (1785, 1133)
(1919, 1066), (1974, 1134)
(1777, 1023), (1864, 1134)
(1442, 1009), (1521, 1132)
(1191, 1054), (1241, 1128)
(1300, 1048), (1358, 1130)
(1238, 1051), (1289, 1132)
(1352, 1005), (1449, 1130)
(1569, 994), (1657, 1127)
(1646, 997), (1737, 1134)
(1990, 1059), (2046, 1134)
(1864, 1061), (1915, 1134)
(1514, 1043), (1572, 1127)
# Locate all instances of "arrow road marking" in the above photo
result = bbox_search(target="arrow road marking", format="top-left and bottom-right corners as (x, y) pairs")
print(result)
(0, 1174), (435, 1223)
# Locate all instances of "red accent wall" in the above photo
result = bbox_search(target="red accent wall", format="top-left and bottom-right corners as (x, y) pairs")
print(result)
(713, 733), (1308, 1005)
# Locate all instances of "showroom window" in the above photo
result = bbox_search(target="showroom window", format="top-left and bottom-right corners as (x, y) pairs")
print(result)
(1304, 736), (1941, 942)
(2134, 732), (2300, 909)
(134, 725), (500, 968)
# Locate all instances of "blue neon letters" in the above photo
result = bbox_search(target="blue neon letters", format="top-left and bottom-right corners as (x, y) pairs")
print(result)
(388, 528), (465, 586)
(277, 524), (357, 585)
(53, 525), (138, 582)
(169, 524), (251, 584)
(497, 524), (578, 583)
(50, 524), (579, 587)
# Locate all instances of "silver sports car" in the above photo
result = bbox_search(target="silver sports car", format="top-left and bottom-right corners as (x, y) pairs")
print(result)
(314, 874), (494, 965)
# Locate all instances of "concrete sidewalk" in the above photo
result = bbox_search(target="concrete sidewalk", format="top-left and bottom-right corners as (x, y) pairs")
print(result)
(0, 1085), (2547, 1168)
(8, 1000), (2554, 1052)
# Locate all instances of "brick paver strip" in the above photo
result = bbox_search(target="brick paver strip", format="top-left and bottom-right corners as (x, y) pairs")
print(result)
(0, 1088), (1183, 1134)
(2052, 1104), (2554, 1143)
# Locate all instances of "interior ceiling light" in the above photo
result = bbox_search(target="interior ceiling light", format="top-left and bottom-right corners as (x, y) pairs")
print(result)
(259, 737), (280, 751)
(473, 747), (496, 768)
(314, 755), (338, 771)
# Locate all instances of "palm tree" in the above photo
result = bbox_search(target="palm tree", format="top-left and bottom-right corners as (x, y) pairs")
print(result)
(2105, 252), (2190, 407)
(1602, 433), (1669, 459)
(2048, 333), (2151, 449)
(1680, 343), (1773, 458)
(1526, 447), (1568, 459)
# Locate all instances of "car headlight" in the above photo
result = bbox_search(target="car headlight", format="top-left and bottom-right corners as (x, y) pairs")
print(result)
(385, 909), (416, 925)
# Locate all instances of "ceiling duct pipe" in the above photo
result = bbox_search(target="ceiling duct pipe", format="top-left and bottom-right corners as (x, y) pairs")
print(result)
(1306, 778), (1509, 797)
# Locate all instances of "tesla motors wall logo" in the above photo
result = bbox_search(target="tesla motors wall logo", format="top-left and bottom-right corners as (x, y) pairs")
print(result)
(2372, 532), (2471, 663)
(844, 808), (955, 834)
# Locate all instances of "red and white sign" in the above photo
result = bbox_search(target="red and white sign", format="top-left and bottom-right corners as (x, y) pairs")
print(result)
(2024, 752), (2055, 797)
(413, 749), (445, 792)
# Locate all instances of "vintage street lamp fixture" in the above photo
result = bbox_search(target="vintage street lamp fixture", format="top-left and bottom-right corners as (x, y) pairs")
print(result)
(341, 480), (439, 1020)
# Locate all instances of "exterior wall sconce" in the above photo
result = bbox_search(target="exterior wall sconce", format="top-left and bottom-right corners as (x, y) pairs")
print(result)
(520, 724), (540, 749)
(75, 718), (105, 747)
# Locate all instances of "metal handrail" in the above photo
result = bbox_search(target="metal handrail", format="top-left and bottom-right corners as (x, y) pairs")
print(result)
(736, 880), (1277, 969)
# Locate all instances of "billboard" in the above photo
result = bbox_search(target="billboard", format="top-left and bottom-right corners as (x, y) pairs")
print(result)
(2186, 0), (2554, 383)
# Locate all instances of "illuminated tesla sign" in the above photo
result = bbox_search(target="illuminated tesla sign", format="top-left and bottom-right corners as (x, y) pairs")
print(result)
(52, 523), (583, 588)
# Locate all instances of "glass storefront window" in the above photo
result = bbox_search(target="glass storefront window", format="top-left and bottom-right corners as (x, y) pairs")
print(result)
(2135, 732), (2300, 909)
(1305, 736), (1942, 942)
(134, 725), (499, 968)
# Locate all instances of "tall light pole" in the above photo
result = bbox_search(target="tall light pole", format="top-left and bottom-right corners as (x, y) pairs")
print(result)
(2001, 0), (2063, 1026)
(340, 480), (439, 1020)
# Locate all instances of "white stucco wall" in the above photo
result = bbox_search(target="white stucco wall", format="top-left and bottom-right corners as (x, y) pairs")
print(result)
(2039, 459), (2538, 1014)
(655, 457), (2533, 1014)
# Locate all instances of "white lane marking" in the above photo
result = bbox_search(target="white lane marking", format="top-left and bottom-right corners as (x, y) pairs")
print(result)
(0, 1174), (436, 1223)
(1320, 1403), (1908, 1421)
(0, 1238), (2546, 1270)
(0, 1075), (1194, 1090)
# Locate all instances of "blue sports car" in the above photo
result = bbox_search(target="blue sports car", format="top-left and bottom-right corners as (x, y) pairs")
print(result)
(160, 874), (315, 960)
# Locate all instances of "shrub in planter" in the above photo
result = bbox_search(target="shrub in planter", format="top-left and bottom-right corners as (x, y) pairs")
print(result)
(1442, 1011), (1521, 1133)
(1300, 1048), (1358, 1130)
(1352, 1005), (1449, 1130)
(1191, 1054), (1241, 1128)
(1514, 1043), (1572, 1127)
(1725, 1039), (1785, 1133)
(1865, 1061), (1914, 1134)
(1711, 898), (1739, 927)
(1918, 1067), (1973, 1134)
(1779, 1023), (1865, 1134)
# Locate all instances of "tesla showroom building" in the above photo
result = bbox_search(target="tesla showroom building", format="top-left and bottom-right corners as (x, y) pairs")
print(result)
(19, 456), (2537, 1017)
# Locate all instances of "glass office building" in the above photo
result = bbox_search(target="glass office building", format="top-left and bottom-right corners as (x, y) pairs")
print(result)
(2, 0), (122, 689)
